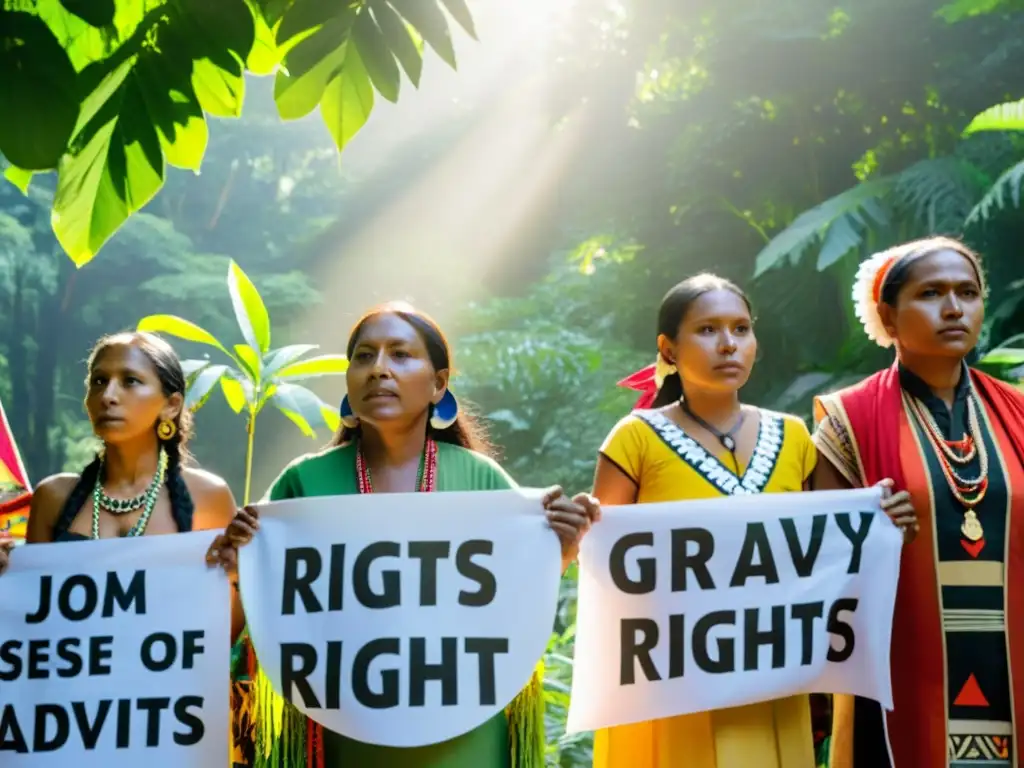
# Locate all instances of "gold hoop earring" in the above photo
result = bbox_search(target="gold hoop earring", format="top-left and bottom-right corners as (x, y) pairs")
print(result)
(157, 420), (177, 441)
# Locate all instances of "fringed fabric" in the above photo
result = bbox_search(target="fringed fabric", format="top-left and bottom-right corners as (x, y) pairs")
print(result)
(506, 662), (546, 768)
(245, 656), (547, 767)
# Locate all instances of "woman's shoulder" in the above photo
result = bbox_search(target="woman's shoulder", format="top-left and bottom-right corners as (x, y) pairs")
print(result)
(435, 441), (501, 470)
(280, 442), (356, 477)
(27, 473), (80, 538)
(181, 467), (236, 530)
(32, 473), (80, 508)
(435, 442), (515, 489)
(181, 466), (232, 499)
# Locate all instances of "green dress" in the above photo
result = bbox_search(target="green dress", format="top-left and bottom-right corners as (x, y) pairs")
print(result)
(248, 441), (545, 768)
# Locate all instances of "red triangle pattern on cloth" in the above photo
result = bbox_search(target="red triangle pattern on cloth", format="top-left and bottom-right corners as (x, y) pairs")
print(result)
(954, 674), (989, 707)
(961, 537), (986, 558)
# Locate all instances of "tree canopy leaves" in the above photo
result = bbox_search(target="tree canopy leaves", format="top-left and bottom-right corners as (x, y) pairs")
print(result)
(0, 0), (476, 265)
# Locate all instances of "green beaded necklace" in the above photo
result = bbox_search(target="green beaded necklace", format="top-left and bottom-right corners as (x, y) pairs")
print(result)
(90, 448), (167, 539)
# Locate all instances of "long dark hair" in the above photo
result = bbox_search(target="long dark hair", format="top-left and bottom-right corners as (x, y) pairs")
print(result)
(652, 273), (754, 408)
(330, 303), (493, 457)
(54, 332), (195, 538)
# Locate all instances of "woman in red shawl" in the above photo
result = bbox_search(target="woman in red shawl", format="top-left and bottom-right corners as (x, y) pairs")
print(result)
(813, 236), (1024, 768)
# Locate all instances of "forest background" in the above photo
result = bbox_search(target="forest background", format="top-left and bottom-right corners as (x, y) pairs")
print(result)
(3, 0), (1024, 763)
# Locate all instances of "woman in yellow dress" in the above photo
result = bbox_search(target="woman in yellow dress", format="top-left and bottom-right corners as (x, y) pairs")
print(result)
(592, 273), (817, 768)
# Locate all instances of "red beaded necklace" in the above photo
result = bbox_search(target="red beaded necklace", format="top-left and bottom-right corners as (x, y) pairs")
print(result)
(304, 437), (440, 765)
(903, 389), (988, 542)
(356, 437), (439, 494)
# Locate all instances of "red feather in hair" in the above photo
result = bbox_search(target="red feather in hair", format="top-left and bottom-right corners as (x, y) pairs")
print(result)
(617, 364), (658, 409)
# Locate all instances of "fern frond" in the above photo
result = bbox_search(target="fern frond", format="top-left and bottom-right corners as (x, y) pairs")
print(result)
(894, 157), (984, 233)
(966, 158), (1024, 225)
(753, 178), (892, 276)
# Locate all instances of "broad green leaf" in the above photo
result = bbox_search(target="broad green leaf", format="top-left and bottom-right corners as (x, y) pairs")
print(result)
(963, 99), (1024, 136)
(321, 46), (374, 151)
(277, 0), (340, 46)
(135, 50), (208, 172)
(272, 383), (335, 437)
(220, 374), (249, 413)
(181, 358), (211, 377)
(187, 364), (228, 410)
(178, 0), (257, 63)
(276, 404), (317, 437)
(372, 0), (422, 87)
(3, 166), (33, 195)
(234, 344), (262, 381)
(276, 354), (349, 379)
(322, 404), (341, 432)
(52, 69), (165, 265)
(59, 0), (116, 27)
(247, 2), (283, 75)
(0, 13), (80, 171)
(192, 56), (246, 118)
(228, 260), (272, 354)
(72, 56), (135, 143)
(264, 344), (319, 376)
(137, 315), (229, 354)
(439, 0), (477, 39)
(389, 0), (457, 69)
(354, 8), (401, 103)
(274, 14), (352, 120)
(979, 348), (1024, 366)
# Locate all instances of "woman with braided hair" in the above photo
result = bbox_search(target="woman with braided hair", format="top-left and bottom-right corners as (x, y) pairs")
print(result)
(24, 330), (237, 559)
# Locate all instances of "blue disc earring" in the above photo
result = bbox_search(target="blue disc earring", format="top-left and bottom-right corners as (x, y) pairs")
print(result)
(339, 394), (359, 428)
(430, 390), (459, 429)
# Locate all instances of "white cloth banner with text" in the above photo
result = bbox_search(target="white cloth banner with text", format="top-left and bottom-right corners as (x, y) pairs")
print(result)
(566, 488), (901, 733)
(239, 489), (562, 747)
(0, 531), (231, 767)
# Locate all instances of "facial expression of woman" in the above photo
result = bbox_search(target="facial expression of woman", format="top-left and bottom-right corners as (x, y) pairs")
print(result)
(662, 289), (757, 394)
(346, 313), (447, 429)
(883, 250), (983, 359)
(86, 343), (179, 444)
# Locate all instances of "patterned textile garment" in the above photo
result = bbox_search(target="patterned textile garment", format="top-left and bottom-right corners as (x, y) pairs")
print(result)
(592, 407), (818, 768)
(236, 440), (546, 768)
(814, 363), (1024, 768)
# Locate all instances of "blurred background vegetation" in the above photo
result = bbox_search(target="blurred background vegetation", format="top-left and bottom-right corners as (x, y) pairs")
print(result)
(3, 0), (1024, 763)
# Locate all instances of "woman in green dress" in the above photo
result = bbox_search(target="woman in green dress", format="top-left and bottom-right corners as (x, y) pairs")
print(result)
(209, 301), (600, 768)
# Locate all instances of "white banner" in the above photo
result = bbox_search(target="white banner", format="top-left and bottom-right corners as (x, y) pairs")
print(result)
(239, 489), (562, 747)
(0, 531), (231, 766)
(566, 488), (901, 733)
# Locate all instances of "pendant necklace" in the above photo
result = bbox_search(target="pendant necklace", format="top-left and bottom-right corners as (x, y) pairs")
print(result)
(903, 389), (989, 542)
(680, 400), (746, 459)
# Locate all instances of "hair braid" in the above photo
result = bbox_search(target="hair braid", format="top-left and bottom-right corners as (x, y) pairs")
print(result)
(53, 456), (102, 538)
(163, 437), (195, 532)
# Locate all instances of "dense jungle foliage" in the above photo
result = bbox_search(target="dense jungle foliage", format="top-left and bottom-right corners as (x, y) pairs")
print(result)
(4, 0), (1024, 763)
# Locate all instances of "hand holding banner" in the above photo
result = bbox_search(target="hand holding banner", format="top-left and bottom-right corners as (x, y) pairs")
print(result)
(566, 487), (902, 733)
(0, 531), (231, 767)
(238, 489), (562, 748)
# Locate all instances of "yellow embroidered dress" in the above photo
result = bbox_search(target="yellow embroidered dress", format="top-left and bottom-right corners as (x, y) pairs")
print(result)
(594, 407), (818, 768)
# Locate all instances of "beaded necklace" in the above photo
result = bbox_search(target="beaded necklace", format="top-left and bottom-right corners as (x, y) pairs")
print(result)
(903, 389), (988, 541)
(356, 437), (438, 494)
(90, 448), (167, 539)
